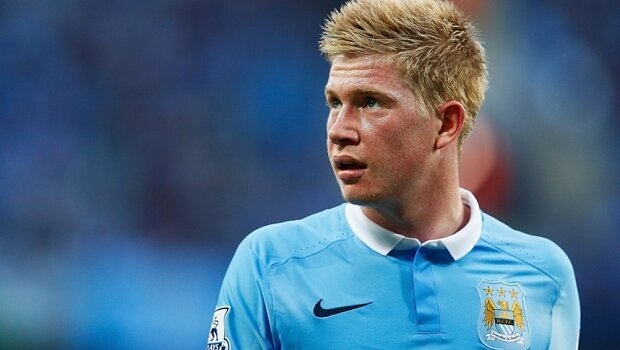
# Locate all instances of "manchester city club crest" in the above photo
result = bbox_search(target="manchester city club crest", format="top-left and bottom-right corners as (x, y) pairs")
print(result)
(207, 306), (231, 350)
(477, 280), (530, 349)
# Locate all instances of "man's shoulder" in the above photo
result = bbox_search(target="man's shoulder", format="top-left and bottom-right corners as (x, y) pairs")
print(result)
(239, 204), (352, 266)
(479, 213), (574, 285)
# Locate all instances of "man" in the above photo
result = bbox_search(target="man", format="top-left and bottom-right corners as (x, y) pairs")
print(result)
(207, 0), (580, 349)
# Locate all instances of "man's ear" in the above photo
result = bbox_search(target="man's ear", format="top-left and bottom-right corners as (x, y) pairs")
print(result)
(434, 100), (466, 150)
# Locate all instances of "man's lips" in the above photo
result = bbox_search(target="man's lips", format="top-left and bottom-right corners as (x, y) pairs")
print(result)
(334, 155), (367, 170)
(333, 155), (367, 182)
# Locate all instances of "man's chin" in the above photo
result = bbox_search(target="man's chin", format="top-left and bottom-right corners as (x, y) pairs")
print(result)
(341, 191), (380, 206)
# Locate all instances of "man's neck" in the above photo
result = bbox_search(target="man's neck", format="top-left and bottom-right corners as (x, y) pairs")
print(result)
(361, 187), (470, 242)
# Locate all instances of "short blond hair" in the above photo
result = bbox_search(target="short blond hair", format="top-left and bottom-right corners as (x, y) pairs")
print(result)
(319, 0), (488, 148)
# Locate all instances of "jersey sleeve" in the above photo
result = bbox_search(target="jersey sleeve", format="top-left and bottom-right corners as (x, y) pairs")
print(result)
(207, 236), (275, 350)
(548, 250), (580, 350)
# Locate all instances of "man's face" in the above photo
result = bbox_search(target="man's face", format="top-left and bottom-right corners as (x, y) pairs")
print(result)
(325, 55), (438, 207)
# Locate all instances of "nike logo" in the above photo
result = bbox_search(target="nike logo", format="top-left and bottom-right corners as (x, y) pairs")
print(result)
(313, 299), (373, 318)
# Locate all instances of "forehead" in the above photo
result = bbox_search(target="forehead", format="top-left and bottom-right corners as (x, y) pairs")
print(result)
(325, 55), (409, 95)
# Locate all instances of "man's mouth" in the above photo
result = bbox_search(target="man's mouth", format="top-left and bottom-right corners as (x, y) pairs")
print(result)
(333, 155), (367, 182)
(334, 155), (367, 170)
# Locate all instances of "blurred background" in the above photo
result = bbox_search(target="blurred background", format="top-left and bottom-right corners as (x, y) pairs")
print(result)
(0, 0), (618, 349)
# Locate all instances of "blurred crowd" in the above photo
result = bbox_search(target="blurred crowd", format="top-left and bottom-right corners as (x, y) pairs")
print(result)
(0, 0), (618, 349)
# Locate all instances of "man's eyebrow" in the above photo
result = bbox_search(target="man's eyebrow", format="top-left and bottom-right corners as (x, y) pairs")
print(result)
(324, 87), (396, 101)
(356, 88), (389, 97)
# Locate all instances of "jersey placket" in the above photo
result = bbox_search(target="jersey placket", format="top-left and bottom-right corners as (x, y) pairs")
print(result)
(411, 247), (441, 333)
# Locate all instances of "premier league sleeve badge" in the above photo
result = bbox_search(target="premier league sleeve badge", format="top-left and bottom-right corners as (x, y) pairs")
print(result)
(207, 306), (231, 350)
(477, 280), (531, 349)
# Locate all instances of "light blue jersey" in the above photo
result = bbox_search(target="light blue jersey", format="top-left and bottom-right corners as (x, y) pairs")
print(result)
(208, 195), (580, 349)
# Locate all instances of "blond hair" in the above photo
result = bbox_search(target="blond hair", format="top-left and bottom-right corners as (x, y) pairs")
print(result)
(319, 0), (488, 148)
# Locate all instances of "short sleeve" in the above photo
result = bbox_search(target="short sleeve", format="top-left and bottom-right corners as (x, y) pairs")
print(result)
(548, 252), (580, 350)
(206, 237), (275, 350)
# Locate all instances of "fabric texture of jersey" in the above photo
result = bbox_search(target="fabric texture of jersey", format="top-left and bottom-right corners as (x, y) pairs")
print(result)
(208, 198), (580, 349)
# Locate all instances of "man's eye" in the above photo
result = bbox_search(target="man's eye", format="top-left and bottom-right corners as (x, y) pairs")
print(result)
(365, 98), (380, 108)
(327, 99), (342, 109)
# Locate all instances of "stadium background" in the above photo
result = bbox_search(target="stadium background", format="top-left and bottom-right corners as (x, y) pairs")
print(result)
(0, 0), (618, 348)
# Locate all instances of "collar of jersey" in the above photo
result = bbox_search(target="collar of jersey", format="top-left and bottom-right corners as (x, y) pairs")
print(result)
(345, 188), (482, 261)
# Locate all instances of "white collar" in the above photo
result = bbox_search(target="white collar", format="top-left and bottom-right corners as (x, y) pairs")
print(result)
(345, 188), (482, 261)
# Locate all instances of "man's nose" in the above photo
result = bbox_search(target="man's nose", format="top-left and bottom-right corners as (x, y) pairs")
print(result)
(327, 106), (360, 146)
